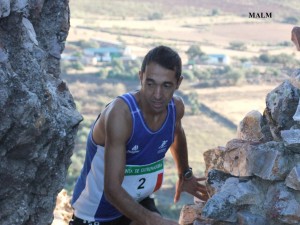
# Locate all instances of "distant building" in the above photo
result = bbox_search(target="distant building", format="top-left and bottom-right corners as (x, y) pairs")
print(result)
(84, 47), (122, 62)
(83, 46), (136, 64)
(205, 54), (230, 65)
(62, 38), (136, 65)
(61, 54), (79, 62)
(188, 53), (231, 66)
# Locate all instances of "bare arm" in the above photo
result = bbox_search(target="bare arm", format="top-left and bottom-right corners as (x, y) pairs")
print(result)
(103, 100), (179, 225)
(170, 97), (209, 203)
(170, 97), (189, 177)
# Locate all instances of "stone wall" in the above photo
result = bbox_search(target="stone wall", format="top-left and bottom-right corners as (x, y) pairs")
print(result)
(0, 1), (82, 224)
(179, 29), (300, 225)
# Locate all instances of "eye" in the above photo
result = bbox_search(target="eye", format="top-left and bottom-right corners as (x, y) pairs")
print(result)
(164, 83), (172, 88)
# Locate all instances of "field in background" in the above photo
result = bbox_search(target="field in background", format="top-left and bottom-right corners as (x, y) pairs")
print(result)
(65, 0), (300, 220)
(68, 0), (299, 63)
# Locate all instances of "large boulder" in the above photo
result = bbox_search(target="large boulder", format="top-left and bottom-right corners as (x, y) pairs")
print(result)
(0, 1), (82, 224)
(264, 80), (300, 140)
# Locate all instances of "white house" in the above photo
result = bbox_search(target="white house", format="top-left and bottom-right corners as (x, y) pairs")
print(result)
(205, 54), (231, 65)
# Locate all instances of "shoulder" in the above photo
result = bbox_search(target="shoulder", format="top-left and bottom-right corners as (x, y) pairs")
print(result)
(172, 95), (185, 121)
(103, 97), (132, 140)
(104, 97), (131, 123)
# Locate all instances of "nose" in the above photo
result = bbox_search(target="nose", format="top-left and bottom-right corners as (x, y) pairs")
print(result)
(154, 86), (162, 100)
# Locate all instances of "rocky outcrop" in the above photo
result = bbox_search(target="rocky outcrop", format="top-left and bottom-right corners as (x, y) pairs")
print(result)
(0, 1), (82, 225)
(180, 80), (300, 225)
(200, 80), (299, 225)
(179, 29), (300, 225)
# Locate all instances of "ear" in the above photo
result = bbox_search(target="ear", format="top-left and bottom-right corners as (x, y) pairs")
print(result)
(138, 71), (143, 85)
(176, 76), (183, 89)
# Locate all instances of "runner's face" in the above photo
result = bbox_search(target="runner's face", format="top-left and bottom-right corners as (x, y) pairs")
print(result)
(139, 62), (182, 113)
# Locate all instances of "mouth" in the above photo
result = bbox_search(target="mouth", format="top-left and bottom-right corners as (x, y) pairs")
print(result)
(152, 101), (164, 109)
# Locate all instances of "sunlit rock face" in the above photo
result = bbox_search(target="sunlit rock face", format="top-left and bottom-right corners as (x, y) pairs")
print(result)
(180, 76), (300, 225)
(0, 1), (82, 224)
(200, 79), (300, 225)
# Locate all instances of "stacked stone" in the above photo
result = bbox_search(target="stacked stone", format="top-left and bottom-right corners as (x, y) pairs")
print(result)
(179, 28), (300, 225)
(200, 79), (300, 224)
(180, 74), (300, 225)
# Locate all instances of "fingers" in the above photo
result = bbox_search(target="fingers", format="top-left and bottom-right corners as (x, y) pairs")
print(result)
(196, 177), (207, 182)
(195, 191), (209, 202)
(174, 180), (182, 203)
(174, 192), (180, 203)
(195, 176), (208, 192)
(196, 180), (206, 187)
(175, 176), (209, 203)
(188, 179), (209, 201)
(174, 188), (182, 203)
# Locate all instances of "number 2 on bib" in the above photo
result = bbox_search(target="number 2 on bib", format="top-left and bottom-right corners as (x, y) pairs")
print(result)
(138, 178), (146, 189)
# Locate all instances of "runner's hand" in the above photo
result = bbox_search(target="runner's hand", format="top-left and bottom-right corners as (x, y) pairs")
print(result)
(174, 176), (209, 203)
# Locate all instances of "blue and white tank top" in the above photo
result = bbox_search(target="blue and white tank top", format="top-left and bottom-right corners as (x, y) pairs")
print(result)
(71, 92), (176, 222)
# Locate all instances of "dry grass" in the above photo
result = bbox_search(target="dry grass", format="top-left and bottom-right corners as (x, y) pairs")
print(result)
(183, 84), (279, 124)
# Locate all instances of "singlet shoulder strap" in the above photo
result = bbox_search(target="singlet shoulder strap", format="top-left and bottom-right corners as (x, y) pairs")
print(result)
(117, 93), (139, 113)
(117, 93), (139, 144)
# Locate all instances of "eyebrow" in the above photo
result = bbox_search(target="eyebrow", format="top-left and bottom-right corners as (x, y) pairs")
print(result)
(146, 78), (174, 86)
(146, 78), (155, 83)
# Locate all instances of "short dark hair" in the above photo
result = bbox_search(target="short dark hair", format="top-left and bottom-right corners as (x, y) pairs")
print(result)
(141, 45), (182, 81)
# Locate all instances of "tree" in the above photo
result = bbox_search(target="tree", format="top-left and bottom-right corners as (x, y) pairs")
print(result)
(71, 61), (84, 71)
(211, 9), (220, 16)
(258, 53), (272, 63)
(186, 45), (205, 63)
(147, 12), (163, 20)
(107, 58), (139, 80)
(182, 70), (194, 80)
(283, 16), (298, 24)
(229, 41), (247, 51)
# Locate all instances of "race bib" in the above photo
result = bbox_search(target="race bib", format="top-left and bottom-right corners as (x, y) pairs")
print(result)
(122, 159), (164, 201)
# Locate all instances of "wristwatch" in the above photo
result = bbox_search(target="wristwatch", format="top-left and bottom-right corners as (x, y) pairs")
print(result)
(183, 167), (193, 180)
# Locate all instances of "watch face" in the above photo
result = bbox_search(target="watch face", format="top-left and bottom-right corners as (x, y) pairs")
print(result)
(184, 169), (193, 179)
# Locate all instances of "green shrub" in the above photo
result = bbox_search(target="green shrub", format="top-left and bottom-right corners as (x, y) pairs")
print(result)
(182, 70), (194, 80)
(107, 58), (140, 80)
(186, 45), (205, 62)
(258, 53), (298, 67)
(211, 9), (220, 16)
(193, 68), (211, 81)
(75, 40), (100, 48)
(147, 12), (164, 20)
(229, 41), (247, 51)
(283, 16), (299, 24)
(258, 54), (272, 63)
(225, 68), (244, 85)
(188, 92), (201, 115)
(71, 62), (84, 71)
